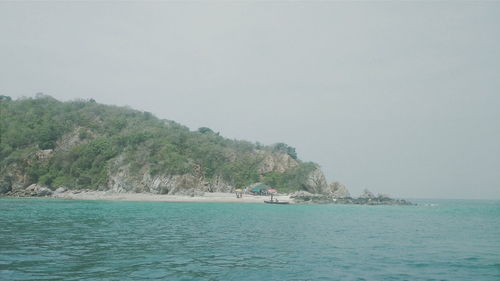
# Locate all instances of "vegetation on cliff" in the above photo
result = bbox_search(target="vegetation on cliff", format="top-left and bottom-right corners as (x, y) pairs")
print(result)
(0, 94), (319, 193)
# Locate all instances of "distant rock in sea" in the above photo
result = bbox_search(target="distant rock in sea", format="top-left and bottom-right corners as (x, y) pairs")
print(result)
(290, 189), (413, 206)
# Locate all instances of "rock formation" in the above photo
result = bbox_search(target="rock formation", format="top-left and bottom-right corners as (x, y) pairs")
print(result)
(360, 189), (376, 199)
(257, 151), (298, 174)
(303, 168), (329, 194)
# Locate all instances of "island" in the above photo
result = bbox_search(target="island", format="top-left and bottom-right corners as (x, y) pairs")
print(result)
(0, 94), (411, 205)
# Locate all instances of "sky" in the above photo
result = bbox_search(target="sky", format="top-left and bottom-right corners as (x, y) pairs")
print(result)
(1, 1), (499, 199)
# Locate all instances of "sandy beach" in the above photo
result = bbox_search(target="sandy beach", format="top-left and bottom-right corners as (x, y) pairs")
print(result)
(50, 191), (292, 203)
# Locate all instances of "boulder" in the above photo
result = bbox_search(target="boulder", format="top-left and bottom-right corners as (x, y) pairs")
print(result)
(54, 187), (67, 193)
(329, 181), (351, 198)
(25, 184), (53, 197)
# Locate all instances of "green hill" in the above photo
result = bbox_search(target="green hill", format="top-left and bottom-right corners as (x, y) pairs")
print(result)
(0, 94), (327, 195)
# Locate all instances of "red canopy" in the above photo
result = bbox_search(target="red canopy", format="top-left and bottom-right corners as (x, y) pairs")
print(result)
(268, 189), (277, 193)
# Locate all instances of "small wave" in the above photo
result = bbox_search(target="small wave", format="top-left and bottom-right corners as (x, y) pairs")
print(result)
(419, 203), (439, 207)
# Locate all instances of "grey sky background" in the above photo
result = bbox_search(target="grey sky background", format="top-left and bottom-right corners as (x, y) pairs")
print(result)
(1, 2), (499, 199)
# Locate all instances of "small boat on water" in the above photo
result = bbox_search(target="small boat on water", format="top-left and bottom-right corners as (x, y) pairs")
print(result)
(264, 200), (290, 204)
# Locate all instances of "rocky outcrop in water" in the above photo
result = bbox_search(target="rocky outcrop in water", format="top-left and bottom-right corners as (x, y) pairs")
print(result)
(290, 189), (413, 205)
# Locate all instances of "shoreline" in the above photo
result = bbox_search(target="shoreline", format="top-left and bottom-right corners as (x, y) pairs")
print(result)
(3, 191), (293, 204)
(2, 188), (415, 205)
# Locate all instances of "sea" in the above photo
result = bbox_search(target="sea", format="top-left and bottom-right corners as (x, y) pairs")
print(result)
(0, 198), (499, 281)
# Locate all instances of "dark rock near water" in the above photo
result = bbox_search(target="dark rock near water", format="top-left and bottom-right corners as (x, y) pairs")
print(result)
(7, 184), (54, 197)
(360, 189), (376, 199)
(27, 184), (53, 197)
(291, 190), (413, 206)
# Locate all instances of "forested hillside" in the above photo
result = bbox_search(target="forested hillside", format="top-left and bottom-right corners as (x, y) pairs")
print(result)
(0, 94), (328, 194)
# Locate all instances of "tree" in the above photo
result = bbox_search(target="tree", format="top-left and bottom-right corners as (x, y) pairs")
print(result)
(272, 142), (297, 160)
(198, 127), (214, 134)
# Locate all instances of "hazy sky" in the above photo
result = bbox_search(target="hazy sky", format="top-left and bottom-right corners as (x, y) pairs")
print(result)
(1, 1), (499, 199)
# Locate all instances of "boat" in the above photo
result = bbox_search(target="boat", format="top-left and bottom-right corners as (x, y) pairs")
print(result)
(264, 200), (290, 204)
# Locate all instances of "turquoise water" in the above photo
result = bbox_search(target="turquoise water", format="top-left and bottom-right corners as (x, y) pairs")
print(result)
(1, 199), (499, 280)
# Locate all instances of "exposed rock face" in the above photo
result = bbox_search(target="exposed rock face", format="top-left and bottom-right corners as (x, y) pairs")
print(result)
(107, 158), (234, 195)
(35, 149), (53, 161)
(301, 169), (352, 197)
(0, 163), (30, 194)
(329, 182), (350, 198)
(257, 151), (298, 174)
(55, 127), (92, 152)
(145, 174), (203, 195)
(202, 175), (234, 193)
(25, 184), (53, 197)
(303, 168), (329, 194)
